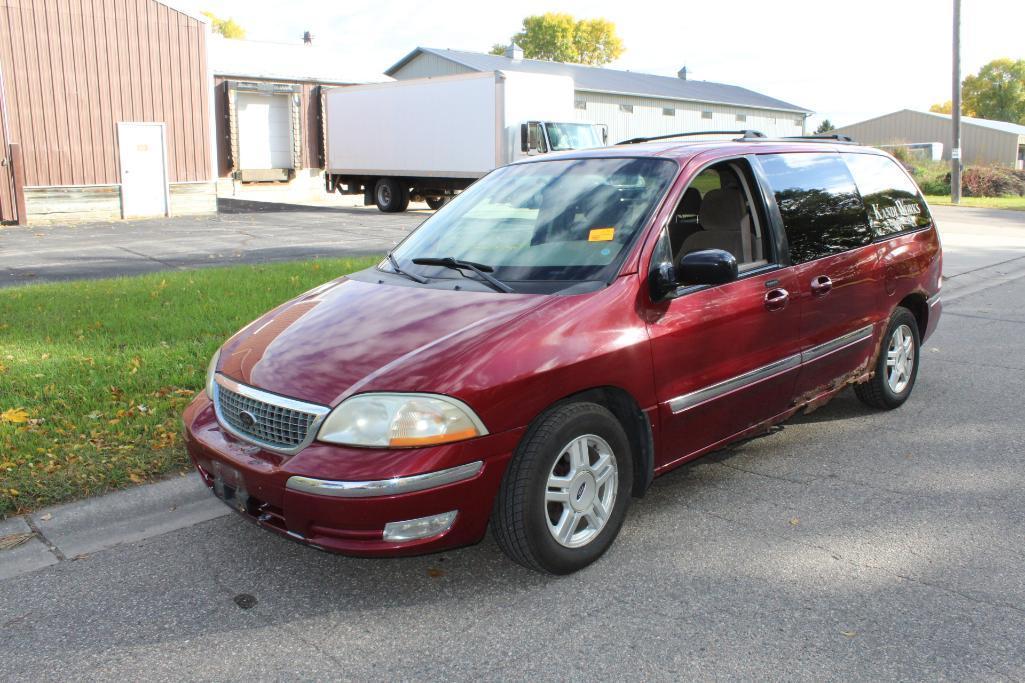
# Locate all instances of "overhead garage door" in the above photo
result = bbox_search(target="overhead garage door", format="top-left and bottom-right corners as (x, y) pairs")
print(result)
(237, 92), (293, 170)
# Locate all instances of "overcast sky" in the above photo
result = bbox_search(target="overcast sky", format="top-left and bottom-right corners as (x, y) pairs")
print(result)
(185, 0), (1024, 128)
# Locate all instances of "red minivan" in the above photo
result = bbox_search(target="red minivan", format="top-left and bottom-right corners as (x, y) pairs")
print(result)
(184, 134), (941, 574)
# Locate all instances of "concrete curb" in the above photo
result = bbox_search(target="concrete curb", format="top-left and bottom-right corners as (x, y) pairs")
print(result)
(1, 473), (227, 581)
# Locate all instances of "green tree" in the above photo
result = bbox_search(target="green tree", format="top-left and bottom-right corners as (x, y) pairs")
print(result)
(815, 119), (834, 134)
(929, 100), (953, 114)
(962, 58), (1025, 124)
(490, 13), (624, 66)
(202, 10), (246, 39)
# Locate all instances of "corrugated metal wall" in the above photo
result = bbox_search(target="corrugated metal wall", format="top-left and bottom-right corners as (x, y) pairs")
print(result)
(831, 111), (1018, 166)
(391, 53), (474, 80)
(0, 74), (13, 221)
(0, 0), (211, 187)
(573, 91), (805, 145)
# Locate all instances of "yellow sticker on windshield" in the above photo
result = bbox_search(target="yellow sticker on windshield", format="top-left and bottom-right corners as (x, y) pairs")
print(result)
(588, 227), (615, 242)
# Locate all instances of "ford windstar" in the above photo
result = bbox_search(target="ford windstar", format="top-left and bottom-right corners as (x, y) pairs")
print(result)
(184, 131), (942, 574)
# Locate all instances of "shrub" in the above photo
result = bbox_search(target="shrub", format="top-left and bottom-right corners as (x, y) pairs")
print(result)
(961, 166), (1025, 197)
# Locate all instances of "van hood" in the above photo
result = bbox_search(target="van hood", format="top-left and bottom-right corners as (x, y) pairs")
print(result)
(216, 277), (546, 406)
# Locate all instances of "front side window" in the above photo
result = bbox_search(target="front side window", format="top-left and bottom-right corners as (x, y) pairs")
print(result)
(843, 153), (931, 238)
(758, 153), (872, 264)
(388, 158), (678, 292)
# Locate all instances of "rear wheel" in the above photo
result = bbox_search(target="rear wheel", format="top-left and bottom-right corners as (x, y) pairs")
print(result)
(855, 306), (920, 409)
(374, 178), (410, 213)
(492, 402), (633, 574)
(425, 196), (449, 210)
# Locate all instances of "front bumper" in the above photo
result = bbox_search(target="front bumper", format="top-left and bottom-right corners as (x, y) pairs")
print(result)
(184, 393), (519, 556)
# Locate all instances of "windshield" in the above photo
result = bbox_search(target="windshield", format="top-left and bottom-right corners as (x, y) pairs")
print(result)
(388, 157), (678, 292)
(546, 122), (603, 151)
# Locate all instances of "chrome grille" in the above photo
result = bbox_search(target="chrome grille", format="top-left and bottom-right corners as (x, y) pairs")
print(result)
(213, 377), (328, 453)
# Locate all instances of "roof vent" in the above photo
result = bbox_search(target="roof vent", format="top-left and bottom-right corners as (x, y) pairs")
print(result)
(505, 43), (524, 60)
(678, 66), (687, 80)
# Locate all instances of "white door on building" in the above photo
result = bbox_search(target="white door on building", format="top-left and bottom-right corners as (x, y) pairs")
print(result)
(237, 93), (293, 170)
(117, 122), (169, 218)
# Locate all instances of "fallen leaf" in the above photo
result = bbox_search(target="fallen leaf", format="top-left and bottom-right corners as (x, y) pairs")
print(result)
(39, 513), (53, 521)
(1, 408), (30, 424)
(840, 630), (857, 638)
(427, 567), (445, 578)
(0, 532), (35, 550)
(789, 517), (800, 526)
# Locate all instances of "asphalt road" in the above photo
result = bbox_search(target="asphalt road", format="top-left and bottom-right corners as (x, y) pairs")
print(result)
(2, 206), (1025, 680)
(0, 198), (430, 287)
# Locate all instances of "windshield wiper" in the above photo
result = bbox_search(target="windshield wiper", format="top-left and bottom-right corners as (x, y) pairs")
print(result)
(387, 252), (428, 284)
(411, 257), (514, 293)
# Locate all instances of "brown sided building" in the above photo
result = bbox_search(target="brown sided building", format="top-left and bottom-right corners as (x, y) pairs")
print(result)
(0, 0), (214, 224)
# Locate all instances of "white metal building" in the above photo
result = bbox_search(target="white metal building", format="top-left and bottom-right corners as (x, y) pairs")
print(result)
(385, 47), (812, 143)
(831, 110), (1025, 168)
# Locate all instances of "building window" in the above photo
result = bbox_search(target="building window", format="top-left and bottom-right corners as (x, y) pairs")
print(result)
(701, 111), (713, 119)
(619, 104), (634, 113)
(575, 99), (587, 110)
(736, 113), (747, 122)
(795, 117), (804, 126)
(662, 107), (675, 117)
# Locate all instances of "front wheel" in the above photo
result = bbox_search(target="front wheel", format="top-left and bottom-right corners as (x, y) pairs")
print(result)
(855, 306), (921, 409)
(492, 402), (633, 574)
(374, 178), (410, 213)
(425, 196), (449, 210)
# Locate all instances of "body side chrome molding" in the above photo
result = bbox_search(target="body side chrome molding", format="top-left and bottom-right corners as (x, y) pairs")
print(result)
(669, 354), (801, 414)
(800, 324), (875, 364)
(926, 292), (941, 307)
(667, 324), (877, 415)
(286, 460), (484, 498)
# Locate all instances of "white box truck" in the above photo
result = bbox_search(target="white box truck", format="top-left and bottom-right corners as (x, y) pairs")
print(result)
(323, 71), (606, 212)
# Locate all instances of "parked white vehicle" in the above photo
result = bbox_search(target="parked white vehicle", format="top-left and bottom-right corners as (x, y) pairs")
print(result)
(323, 71), (606, 211)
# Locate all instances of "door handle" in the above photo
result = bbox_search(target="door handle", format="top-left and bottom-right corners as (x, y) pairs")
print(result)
(810, 275), (832, 296)
(764, 288), (789, 311)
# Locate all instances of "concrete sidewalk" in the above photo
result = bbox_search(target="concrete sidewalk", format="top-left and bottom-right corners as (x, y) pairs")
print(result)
(1, 473), (226, 580)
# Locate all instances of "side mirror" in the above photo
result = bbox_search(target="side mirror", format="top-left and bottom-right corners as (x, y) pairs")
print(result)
(521, 122), (546, 155)
(677, 249), (738, 286)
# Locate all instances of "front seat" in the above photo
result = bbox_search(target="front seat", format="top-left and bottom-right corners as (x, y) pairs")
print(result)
(678, 187), (748, 263)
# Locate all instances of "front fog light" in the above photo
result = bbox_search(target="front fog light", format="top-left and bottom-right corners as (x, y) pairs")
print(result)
(383, 510), (458, 542)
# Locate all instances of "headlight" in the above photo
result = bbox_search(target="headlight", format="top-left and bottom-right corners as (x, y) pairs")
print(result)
(317, 393), (487, 448)
(205, 348), (221, 398)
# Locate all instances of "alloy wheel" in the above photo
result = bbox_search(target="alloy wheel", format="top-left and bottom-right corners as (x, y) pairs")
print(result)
(886, 323), (915, 394)
(544, 434), (618, 548)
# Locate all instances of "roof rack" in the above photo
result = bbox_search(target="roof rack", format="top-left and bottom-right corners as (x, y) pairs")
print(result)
(780, 134), (856, 143)
(617, 130), (767, 145)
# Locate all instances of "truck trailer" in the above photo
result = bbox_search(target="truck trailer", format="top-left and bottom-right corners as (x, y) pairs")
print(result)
(323, 71), (606, 212)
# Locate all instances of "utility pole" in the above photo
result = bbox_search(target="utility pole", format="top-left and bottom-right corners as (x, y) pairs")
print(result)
(951, 0), (962, 204)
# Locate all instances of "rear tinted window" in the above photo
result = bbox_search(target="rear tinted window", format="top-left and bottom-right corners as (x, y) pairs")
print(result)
(843, 153), (931, 237)
(759, 153), (872, 264)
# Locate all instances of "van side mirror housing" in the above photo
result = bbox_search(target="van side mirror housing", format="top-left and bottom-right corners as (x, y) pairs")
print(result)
(678, 249), (739, 286)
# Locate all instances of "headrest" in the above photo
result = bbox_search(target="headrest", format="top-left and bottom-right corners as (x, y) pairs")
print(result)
(679, 187), (702, 215)
(698, 188), (745, 232)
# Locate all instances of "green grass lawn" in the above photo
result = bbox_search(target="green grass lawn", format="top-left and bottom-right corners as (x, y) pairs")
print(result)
(924, 195), (1025, 211)
(0, 256), (381, 518)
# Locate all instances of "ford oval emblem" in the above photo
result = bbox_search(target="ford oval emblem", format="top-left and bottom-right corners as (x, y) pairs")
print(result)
(238, 410), (258, 429)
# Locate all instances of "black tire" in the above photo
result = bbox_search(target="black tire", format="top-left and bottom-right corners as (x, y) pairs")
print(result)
(492, 401), (633, 574)
(374, 178), (410, 213)
(425, 196), (449, 210)
(854, 306), (921, 410)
